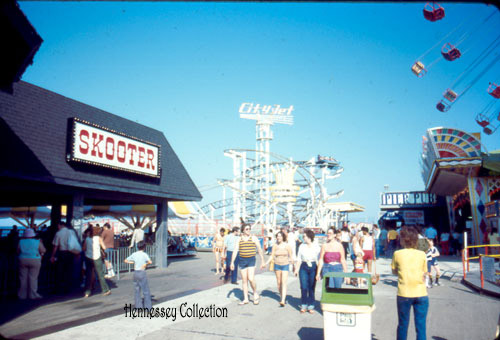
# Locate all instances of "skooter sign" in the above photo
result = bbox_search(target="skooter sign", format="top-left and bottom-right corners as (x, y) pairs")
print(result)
(68, 118), (161, 178)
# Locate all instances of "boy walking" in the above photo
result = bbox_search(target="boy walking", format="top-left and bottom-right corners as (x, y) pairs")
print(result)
(124, 241), (152, 309)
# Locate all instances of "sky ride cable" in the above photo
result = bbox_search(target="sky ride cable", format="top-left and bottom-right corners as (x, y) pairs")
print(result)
(416, 16), (470, 61)
(455, 9), (498, 47)
(479, 98), (497, 116)
(454, 53), (500, 105)
(450, 33), (500, 89)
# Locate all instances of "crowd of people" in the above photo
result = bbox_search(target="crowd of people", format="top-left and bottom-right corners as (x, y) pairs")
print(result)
(0, 221), (155, 303)
(211, 221), (476, 339)
(213, 223), (388, 312)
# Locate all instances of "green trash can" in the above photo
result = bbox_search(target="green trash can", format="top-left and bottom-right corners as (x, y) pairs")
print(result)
(320, 272), (376, 340)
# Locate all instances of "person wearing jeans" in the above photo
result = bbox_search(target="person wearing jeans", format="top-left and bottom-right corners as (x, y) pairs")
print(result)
(391, 226), (429, 340)
(223, 226), (240, 284)
(295, 229), (320, 314)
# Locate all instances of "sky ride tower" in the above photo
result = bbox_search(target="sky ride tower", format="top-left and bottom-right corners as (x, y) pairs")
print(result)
(237, 103), (294, 227)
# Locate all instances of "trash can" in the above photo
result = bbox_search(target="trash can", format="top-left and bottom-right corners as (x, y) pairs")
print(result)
(320, 272), (375, 340)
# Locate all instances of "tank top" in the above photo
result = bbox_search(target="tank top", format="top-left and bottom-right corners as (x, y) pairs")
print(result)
(18, 239), (41, 259)
(239, 237), (257, 258)
(354, 260), (364, 273)
(362, 235), (373, 251)
(274, 244), (290, 265)
(324, 251), (341, 264)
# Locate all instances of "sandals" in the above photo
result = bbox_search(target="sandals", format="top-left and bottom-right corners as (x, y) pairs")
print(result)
(238, 300), (249, 305)
(253, 296), (260, 305)
(279, 302), (285, 307)
(308, 309), (315, 314)
(300, 309), (306, 314)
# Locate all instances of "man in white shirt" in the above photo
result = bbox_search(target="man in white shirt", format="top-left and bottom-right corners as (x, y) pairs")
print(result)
(130, 227), (145, 248)
(50, 222), (75, 294)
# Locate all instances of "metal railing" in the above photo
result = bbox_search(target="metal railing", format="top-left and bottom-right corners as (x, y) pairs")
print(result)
(107, 244), (158, 280)
(462, 243), (500, 287)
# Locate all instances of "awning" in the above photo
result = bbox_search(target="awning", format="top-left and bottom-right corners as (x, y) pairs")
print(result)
(324, 202), (365, 213)
(0, 206), (52, 218)
(84, 202), (197, 219)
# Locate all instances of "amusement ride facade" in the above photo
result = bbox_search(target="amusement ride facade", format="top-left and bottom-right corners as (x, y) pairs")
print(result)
(195, 103), (350, 234)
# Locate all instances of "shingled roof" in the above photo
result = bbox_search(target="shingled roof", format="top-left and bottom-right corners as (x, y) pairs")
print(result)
(0, 81), (202, 205)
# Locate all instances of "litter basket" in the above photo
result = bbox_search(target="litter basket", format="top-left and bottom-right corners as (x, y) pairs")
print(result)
(320, 272), (375, 340)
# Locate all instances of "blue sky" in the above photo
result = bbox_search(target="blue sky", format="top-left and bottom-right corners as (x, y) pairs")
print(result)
(17, 2), (500, 223)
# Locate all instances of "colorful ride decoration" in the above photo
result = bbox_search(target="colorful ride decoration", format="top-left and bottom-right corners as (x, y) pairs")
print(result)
(427, 127), (482, 158)
(488, 82), (500, 98)
(423, 2), (445, 22)
(411, 61), (427, 78)
(441, 43), (461, 61)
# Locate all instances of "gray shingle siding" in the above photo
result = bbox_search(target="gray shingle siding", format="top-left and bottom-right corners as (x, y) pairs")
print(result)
(0, 81), (202, 202)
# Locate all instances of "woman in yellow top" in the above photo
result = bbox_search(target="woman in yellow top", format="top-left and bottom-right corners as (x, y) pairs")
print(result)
(264, 231), (293, 307)
(213, 228), (225, 275)
(391, 226), (428, 340)
(230, 224), (265, 305)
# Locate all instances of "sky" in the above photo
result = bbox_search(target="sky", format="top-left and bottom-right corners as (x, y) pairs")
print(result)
(16, 1), (500, 224)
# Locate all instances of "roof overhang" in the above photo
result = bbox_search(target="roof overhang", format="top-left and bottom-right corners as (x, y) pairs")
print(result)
(425, 157), (482, 196)
(325, 202), (365, 213)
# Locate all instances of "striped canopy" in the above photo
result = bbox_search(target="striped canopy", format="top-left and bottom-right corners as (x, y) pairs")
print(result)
(84, 201), (197, 219)
(0, 206), (52, 218)
(0, 202), (197, 221)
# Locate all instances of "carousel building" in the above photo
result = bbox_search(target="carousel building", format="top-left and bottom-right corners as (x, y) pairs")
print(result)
(0, 81), (202, 267)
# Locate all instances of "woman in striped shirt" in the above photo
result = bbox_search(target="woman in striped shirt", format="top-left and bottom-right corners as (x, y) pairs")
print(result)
(230, 223), (265, 305)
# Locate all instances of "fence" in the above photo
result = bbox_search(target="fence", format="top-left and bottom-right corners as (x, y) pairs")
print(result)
(107, 244), (158, 280)
(462, 243), (500, 288)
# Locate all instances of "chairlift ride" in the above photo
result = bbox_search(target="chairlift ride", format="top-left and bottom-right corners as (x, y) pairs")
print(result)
(488, 82), (500, 98)
(413, 10), (498, 78)
(441, 43), (461, 61)
(475, 113), (490, 128)
(423, 2), (445, 22)
(474, 97), (500, 135)
(435, 36), (500, 112)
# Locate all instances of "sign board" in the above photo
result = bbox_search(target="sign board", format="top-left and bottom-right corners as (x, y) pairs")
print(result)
(68, 118), (161, 178)
(337, 313), (356, 327)
(402, 210), (425, 225)
(380, 191), (437, 209)
(239, 103), (294, 125)
(482, 257), (495, 283)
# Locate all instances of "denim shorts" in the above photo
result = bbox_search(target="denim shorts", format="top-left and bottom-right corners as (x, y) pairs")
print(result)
(238, 256), (256, 269)
(274, 264), (289, 272)
(105, 248), (115, 259)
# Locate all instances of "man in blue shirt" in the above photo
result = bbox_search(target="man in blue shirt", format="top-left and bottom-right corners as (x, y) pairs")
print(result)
(223, 227), (240, 284)
(124, 241), (152, 309)
(425, 225), (438, 244)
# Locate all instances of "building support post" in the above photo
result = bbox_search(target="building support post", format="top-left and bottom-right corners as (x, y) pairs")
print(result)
(156, 200), (169, 268)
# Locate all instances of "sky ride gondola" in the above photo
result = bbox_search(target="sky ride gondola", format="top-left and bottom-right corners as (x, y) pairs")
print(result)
(488, 82), (500, 98)
(435, 35), (500, 112)
(441, 43), (461, 61)
(413, 10), (498, 78)
(423, 2), (445, 22)
(474, 94), (500, 135)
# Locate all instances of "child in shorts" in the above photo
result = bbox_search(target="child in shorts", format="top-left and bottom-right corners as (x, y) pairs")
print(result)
(124, 241), (153, 308)
(354, 252), (366, 287)
(426, 239), (442, 287)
